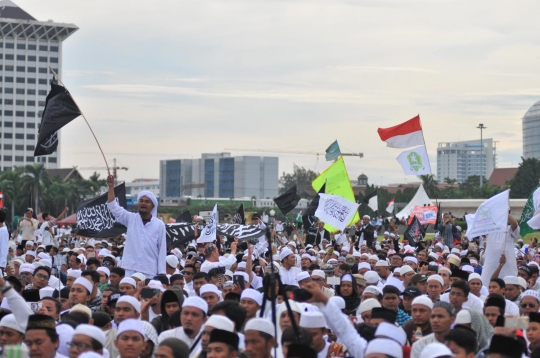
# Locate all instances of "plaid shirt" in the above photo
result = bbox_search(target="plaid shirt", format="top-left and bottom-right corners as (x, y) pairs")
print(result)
(396, 308), (412, 327)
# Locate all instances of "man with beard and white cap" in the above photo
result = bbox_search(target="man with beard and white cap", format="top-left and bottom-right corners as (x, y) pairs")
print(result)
(68, 324), (106, 357)
(158, 296), (208, 356)
(0, 314), (25, 352)
(106, 175), (166, 278)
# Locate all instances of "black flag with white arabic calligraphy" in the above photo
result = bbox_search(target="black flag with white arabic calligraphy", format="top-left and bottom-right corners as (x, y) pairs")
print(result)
(166, 223), (265, 248)
(232, 204), (245, 225)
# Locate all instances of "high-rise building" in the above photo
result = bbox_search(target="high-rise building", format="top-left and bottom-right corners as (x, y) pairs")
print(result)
(437, 139), (496, 183)
(0, 0), (78, 170)
(160, 152), (279, 202)
(523, 100), (540, 160)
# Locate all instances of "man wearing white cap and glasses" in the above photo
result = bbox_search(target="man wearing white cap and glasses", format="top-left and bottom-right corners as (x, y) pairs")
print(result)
(115, 319), (146, 358)
(278, 247), (301, 285)
(243, 318), (276, 358)
(106, 174), (167, 278)
(67, 324), (106, 357)
(158, 296), (208, 355)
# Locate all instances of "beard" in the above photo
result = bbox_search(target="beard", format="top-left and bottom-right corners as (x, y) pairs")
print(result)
(184, 328), (194, 336)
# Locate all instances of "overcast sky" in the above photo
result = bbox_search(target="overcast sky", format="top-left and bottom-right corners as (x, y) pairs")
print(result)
(16, 0), (540, 186)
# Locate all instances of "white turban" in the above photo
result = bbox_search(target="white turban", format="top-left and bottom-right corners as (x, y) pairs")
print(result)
(137, 190), (158, 218)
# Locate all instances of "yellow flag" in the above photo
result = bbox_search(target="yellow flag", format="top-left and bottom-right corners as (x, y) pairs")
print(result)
(312, 157), (359, 232)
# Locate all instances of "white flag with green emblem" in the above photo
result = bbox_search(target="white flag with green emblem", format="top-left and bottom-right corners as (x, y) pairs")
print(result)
(396, 146), (431, 175)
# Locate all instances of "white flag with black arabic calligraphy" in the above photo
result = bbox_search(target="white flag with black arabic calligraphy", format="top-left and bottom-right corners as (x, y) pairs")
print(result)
(197, 204), (218, 243)
(314, 193), (359, 232)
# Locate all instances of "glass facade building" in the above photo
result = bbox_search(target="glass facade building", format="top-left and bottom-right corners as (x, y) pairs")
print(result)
(437, 139), (496, 183)
(523, 100), (540, 160)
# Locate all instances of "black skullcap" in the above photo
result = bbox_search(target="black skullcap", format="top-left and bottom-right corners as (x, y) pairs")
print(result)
(370, 307), (397, 324)
(487, 335), (523, 358)
(209, 329), (239, 350)
(287, 344), (317, 358)
(530, 312), (540, 324)
(92, 312), (112, 328)
(5, 276), (22, 292)
(491, 278), (506, 289)
(485, 293), (506, 315)
(27, 314), (56, 332)
(519, 266), (532, 277)
(110, 267), (125, 277)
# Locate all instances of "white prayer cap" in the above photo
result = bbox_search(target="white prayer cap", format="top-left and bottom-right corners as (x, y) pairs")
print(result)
(459, 250), (468, 256)
(200, 284), (221, 298)
(237, 262), (247, 269)
(503, 276), (520, 286)
(329, 296), (345, 310)
(358, 262), (371, 271)
(297, 272), (310, 282)
(389, 233), (396, 238)
(183, 296), (208, 314)
(327, 259), (338, 265)
(97, 267), (110, 277)
(412, 296), (434, 310)
(224, 270), (234, 278)
(131, 272), (146, 281)
(245, 318), (275, 337)
(233, 271), (249, 282)
(375, 322), (407, 345)
(73, 277), (93, 294)
(470, 259), (478, 265)
(67, 269), (82, 278)
(363, 215), (370, 220)
(26, 240), (35, 246)
(205, 315), (234, 332)
(341, 246), (350, 252)
(119, 277), (136, 288)
(365, 338), (403, 358)
(13, 258), (24, 265)
(117, 319), (145, 339)
(451, 248), (460, 254)
(427, 275), (444, 286)
(364, 271), (380, 284)
(74, 324), (106, 345)
(37, 252), (49, 260)
(26, 250), (36, 257)
(462, 265), (474, 273)
(56, 323), (74, 357)
(20, 263), (35, 274)
(361, 253), (370, 258)
(32, 261), (43, 268)
(241, 288), (263, 306)
(299, 312), (326, 329)
(369, 255), (379, 261)
(279, 248), (293, 261)
(39, 259), (52, 268)
(353, 252), (361, 257)
(78, 353), (102, 358)
(311, 270), (325, 279)
(421, 342), (453, 358)
(166, 255), (179, 268)
(301, 253), (311, 260)
(62, 248), (70, 253)
(438, 267), (451, 275)
(404, 256), (418, 264)
(455, 309), (472, 325)
(137, 190), (158, 218)
(517, 277), (528, 290)
(523, 290), (540, 302)
(399, 266), (413, 276)
(71, 304), (92, 318)
(272, 255), (280, 261)
(39, 287), (55, 299)
(0, 314), (25, 333)
(171, 248), (183, 260)
(468, 273), (482, 282)
(148, 280), (165, 292)
(384, 231), (390, 235)
(375, 260), (389, 267)
(117, 296), (141, 313)
(98, 249), (110, 257)
(341, 274), (353, 282)
(362, 286), (383, 298)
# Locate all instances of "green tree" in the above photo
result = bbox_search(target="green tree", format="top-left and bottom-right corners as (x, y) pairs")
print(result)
(279, 165), (319, 198)
(86, 172), (106, 196)
(0, 167), (25, 222)
(21, 163), (50, 213)
(444, 177), (457, 185)
(510, 157), (540, 198)
(418, 174), (440, 199)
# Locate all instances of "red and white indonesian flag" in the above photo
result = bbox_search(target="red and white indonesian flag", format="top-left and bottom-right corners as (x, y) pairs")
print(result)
(377, 115), (424, 148)
(386, 198), (394, 213)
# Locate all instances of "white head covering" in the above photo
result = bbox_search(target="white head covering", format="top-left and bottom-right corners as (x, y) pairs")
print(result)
(97, 267), (110, 277)
(0, 314), (25, 333)
(299, 312), (326, 328)
(205, 315), (235, 332)
(365, 338), (403, 358)
(117, 296), (141, 313)
(358, 298), (381, 314)
(67, 269), (82, 279)
(245, 318), (275, 337)
(74, 324), (106, 345)
(39, 287), (55, 299)
(240, 288), (263, 306)
(120, 277), (137, 288)
(117, 319), (145, 338)
(56, 323), (74, 357)
(412, 296), (434, 310)
(421, 342), (454, 358)
(375, 322), (407, 345)
(183, 296), (208, 314)
(200, 284), (221, 298)
(137, 190), (158, 217)
(73, 277), (94, 294)
(280, 248), (293, 261)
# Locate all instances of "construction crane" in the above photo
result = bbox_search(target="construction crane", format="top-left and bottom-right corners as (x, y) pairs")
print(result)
(224, 148), (364, 158)
(79, 158), (129, 185)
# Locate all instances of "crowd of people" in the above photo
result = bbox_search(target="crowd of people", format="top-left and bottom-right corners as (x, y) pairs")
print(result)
(0, 175), (538, 358)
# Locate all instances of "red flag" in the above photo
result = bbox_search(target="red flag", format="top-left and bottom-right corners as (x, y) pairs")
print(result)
(377, 115), (424, 148)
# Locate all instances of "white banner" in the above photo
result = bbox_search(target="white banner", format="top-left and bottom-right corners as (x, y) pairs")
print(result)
(396, 146), (431, 175)
(197, 203), (218, 243)
(315, 193), (359, 232)
(466, 190), (509, 238)
(527, 187), (540, 229)
(368, 195), (378, 212)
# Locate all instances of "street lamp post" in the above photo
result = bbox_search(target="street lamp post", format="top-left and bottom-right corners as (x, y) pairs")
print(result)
(477, 124), (487, 188)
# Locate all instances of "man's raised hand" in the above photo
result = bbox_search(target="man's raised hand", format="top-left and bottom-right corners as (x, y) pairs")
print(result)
(106, 174), (115, 187)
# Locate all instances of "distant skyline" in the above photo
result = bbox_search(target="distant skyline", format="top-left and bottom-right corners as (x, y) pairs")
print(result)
(14, 0), (538, 186)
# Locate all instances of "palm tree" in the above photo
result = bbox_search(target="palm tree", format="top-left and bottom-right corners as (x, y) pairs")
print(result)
(0, 168), (24, 222)
(419, 174), (440, 199)
(21, 163), (50, 213)
(86, 172), (106, 196)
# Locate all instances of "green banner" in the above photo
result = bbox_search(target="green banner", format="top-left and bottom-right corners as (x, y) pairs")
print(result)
(519, 185), (539, 237)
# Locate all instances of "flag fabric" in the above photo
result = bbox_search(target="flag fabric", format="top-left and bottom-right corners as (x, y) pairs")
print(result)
(314, 193), (359, 231)
(305, 183), (326, 217)
(312, 157), (359, 231)
(302, 214), (317, 233)
(274, 185), (301, 215)
(197, 204), (218, 243)
(34, 83), (81, 156)
(520, 186), (540, 236)
(386, 199), (395, 213)
(377, 115), (424, 148)
(166, 223), (265, 248)
(76, 183), (127, 238)
(434, 202), (442, 228)
(404, 215), (424, 247)
(407, 205), (438, 225)
(232, 204), (246, 225)
(396, 146), (432, 175)
(325, 140), (341, 161)
(466, 190), (510, 238)
(0, 191), (2, 208)
(175, 210), (192, 223)
(363, 189), (378, 212)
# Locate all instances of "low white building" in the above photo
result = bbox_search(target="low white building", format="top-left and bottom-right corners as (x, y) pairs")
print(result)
(125, 179), (160, 197)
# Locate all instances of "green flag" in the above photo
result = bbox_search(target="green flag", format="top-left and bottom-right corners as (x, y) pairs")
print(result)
(325, 140), (341, 161)
(519, 185), (539, 237)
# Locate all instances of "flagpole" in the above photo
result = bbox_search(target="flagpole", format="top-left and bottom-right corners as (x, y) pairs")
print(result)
(49, 67), (110, 175)
(418, 114), (433, 175)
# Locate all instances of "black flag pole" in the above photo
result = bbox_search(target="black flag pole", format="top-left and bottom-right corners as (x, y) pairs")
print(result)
(48, 66), (110, 175)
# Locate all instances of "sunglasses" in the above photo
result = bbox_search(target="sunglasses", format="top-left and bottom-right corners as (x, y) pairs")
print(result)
(521, 302), (537, 308)
(102, 262), (113, 267)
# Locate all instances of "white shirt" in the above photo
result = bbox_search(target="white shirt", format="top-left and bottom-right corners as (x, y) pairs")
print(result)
(317, 341), (330, 358)
(0, 226), (8, 268)
(107, 199), (167, 277)
(40, 222), (55, 246)
(200, 254), (236, 273)
(506, 299), (520, 316)
(158, 327), (202, 357)
(279, 265), (301, 285)
(440, 291), (484, 312)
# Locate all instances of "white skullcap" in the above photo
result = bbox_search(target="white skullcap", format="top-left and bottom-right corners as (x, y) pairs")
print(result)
(245, 318), (275, 337)
(237, 262), (247, 269)
(183, 296), (208, 314)
(459, 250), (468, 256)
(518, 277), (528, 290)
(358, 262), (371, 271)
(39, 287), (55, 299)
(311, 270), (325, 279)
(56, 323), (74, 356)
(399, 266), (413, 276)
(74, 324), (106, 345)
(412, 296), (434, 310)
(428, 252), (439, 260)
(361, 253), (370, 258)
(131, 272), (146, 281)
(25, 250), (36, 258)
(365, 338), (403, 358)
(32, 261), (43, 268)
(200, 284), (221, 298)
(0, 314), (25, 333)
(369, 255), (379, 261)
(224, 270), (234, 278)
(301, 253), (311, 259)
(97, 267), (110, 277)
(297, 272), (310, 282)
(166, 255), (179, 268)
(20, 263), (35, 274)
(341, 274), (353, 283)
(26, 241), (35, 246)
(438, 267), (451, 275)
(120, 277), (136, 288)
(39, 259), (52, 268)
(421, 342), (453, 358)
(73, 277), (93, 294)
(375, 260), (389, 267)
(98, 249), (110, 257)
(67, 269), (82, 278)
(455, 309), (472, 325)
(241, 288), (263, 306)
(71, 304), (92, 319)
(327, 259), (338, 264)
(117, 296), (141, 313)
(78, 353), (103, 358)
(427, 275), (444, 286)
(205, 315), (235, 332)
(37, 252), (49, 260)
(117, 319), (145, 338)
(299, 312), (326, 329)
(384, 231), (390, 235)
(468, 273), (482, 282)
(329, 296), (346, 310)
(363, 286), (383, 297)
(148, 280), (165, 292)
(470, 259), (478, 265)
(451, 248), (460, 254)
(404, 256), (418, 264)
(389, 233), (396, 238)
(359, 298), (381, 314)
(461, 265), (474, 273)
(523, 290), (540, 302)
(503, 276), (520, 286)
(364, 271), (380, 284)
(280, 248), (293, 261)
(375, 322), (407, 345)
(353, 252), (361, 257)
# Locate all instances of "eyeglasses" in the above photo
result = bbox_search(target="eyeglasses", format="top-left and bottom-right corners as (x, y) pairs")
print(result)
(36, 273), (49, 280)
(67, 342), (92, 350)
(102, 262), (112, 267)
(522, 302), (537, 308)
